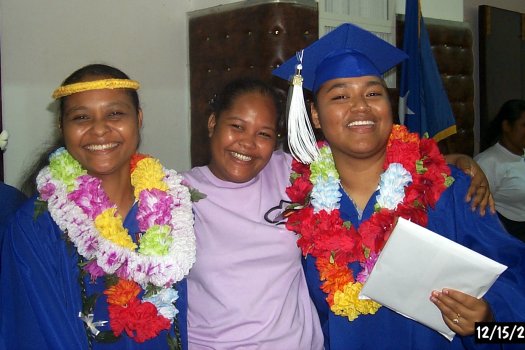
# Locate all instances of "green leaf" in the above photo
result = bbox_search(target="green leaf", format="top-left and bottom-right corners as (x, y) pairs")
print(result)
(94, 330), (120, 343)
(444, 174), (455, 187)
(364, 247), (371, 259)
(33, 199), (48, 220)
(104, 274), (119, 288)
(83, 293), (99, 315)
(144, 283), (163, 298)
(167, 333), (182, 350)
(415, 159), (427, 174)
(189, 187), (207, 202)
(289, 172), (301, 181)
(78, 258), (94, 268)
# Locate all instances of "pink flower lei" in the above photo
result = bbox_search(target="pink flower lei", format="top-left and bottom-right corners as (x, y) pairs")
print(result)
(36, 148), (196, 343)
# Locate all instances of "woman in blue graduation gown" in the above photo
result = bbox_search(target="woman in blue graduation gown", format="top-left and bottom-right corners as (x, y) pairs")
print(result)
(274, 23), (525, 349)
(303, 166), (525, 349)
(0, 64), (195, 350)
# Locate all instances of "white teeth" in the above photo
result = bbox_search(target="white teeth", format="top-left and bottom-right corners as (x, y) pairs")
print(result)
(86, 143), (118, 151)
(347, 120), (375, 127)
(231, 152), (252, 161)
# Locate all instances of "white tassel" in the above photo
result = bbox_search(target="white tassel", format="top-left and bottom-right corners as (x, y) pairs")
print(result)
(286, 51), (319, 164)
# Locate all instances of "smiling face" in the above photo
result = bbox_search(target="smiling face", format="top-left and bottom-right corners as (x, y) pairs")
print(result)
(311, 75), (393, 161)
(61, 88), (142, 178)
(207, 91), (278, 183)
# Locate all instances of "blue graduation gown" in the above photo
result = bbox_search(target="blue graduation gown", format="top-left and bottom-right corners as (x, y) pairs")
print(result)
(0, 182), (26, 225)
(0, 198), (188, 350)
(304, 167), (525, 350)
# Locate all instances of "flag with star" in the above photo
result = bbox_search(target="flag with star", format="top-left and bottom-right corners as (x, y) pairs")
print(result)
(398, 0), (456, 142)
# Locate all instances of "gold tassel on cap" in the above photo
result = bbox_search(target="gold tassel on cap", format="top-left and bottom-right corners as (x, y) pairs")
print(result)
(286, 50), (319, 164)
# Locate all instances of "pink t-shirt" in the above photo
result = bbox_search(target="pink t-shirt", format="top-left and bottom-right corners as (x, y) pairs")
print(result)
(183, 151), (323, 350)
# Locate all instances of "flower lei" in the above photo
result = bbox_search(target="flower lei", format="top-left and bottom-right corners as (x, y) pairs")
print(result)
(36, 147), (196, 344)
(285, 125), (454, 322)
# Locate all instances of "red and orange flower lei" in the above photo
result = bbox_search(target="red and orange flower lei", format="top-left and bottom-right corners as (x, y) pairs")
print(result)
(285, 125), (454, 321)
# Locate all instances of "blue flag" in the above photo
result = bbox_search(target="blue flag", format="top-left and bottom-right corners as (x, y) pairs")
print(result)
(398, 0), (456, 142)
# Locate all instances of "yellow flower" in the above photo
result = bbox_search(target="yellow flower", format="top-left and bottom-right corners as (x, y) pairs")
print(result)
(331, 282), (381, 321)
(131, 157), (168, 198)
(95, 208), (137, 250)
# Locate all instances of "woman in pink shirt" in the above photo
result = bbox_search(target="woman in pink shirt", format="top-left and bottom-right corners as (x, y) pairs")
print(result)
(184, 78), (324, 350)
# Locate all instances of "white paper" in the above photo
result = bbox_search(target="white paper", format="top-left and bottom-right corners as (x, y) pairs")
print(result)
(359, 217), (507, 340)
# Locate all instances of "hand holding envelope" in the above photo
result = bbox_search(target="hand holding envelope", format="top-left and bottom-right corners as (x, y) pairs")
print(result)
(359, 217), (507, 340)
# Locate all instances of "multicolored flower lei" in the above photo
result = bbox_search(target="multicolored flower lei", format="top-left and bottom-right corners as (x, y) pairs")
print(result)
(36, 147), (196, 343)
(285, 125), (454, 321)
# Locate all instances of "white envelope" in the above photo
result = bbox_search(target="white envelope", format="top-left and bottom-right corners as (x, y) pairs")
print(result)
(359, 217), (507, 340)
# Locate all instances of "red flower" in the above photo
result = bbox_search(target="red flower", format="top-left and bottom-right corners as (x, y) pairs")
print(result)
(385, 139), (420, 173)
(396, 203), (428, 227)
(404, 179), (428, 207)
(108, 298), (171, 343)
(360, 209), (396, 252)
(286, 206), (314, 234)
(419, 138), (446, 169)
(291, 159), (311, 178)
(286, 176), (313, 203)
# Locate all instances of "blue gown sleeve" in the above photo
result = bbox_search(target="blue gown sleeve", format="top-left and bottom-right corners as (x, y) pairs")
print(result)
(0, 198), (88, 350)
(428, 166), (525, 349)
(0, 182), (27, 225)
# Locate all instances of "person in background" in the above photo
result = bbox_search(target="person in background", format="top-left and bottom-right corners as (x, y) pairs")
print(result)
(273, 22), (525, 350)
(183, 76), (493, 350)
(475, 99), (525, 240)
(0, 64), (195, 350)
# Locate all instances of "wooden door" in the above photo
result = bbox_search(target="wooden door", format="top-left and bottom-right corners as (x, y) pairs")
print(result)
(479, 5), (525, 151)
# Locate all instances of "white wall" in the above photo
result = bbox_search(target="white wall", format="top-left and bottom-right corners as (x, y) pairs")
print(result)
(0, 0), (466, 187)
(1, 0), (193, 186)
(397, 0), (463, 21)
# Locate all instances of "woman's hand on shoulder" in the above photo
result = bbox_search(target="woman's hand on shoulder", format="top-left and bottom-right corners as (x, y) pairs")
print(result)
(430, 288), (494, 337)
(444, 153), (496, 216)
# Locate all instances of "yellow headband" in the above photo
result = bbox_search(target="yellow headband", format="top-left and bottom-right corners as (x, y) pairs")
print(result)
(52, 78), (140, 99)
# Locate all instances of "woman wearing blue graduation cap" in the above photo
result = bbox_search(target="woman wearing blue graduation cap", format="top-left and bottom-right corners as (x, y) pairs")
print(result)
(274, 23), (525, 349)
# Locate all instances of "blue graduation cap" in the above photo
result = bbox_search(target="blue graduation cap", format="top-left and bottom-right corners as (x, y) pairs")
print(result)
(273, 23), (407, 164)
(273, 23), (407, 93)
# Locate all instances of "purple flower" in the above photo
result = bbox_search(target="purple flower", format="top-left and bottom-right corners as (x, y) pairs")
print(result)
(68, 175), (111, 219)
(137, 189), (173, 231)
(356, 252), (379, 283)
(83, 260), (105, 281)
(39, 182), (56, 201)
(105, 251), (119, 267)
(115, 260), (131, 280)
(82, 235), (99, 255)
